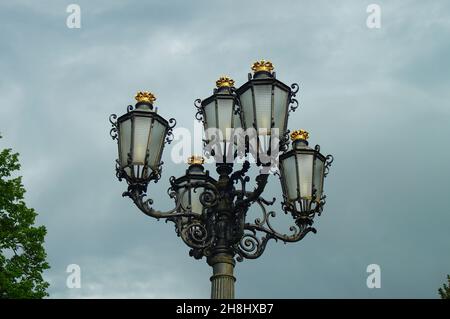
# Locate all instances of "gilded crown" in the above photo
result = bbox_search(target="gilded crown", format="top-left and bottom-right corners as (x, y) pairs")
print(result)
(290, 129), (309, 141)
(216, 76), (235, 88)
(135, 91), (156, 104)
(251, 60), (274, 73)
(187, 155), (205, 165)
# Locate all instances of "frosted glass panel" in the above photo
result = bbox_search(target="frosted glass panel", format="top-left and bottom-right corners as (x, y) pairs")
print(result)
(204, 102), (216, 139)
(297, 154), (313, 198)
(190, 187), (203, 215)
(233, 107), (241, 131)
(146, 120), (166, 169)
(313, 157), (325, 200)
(281, 155), (298, 200)
(254, 84), (272, 132)
(204, 102), (216, 128)
(119, 119), (131, 167)
(217, 99), (233, 141)
(132, 117), (151, 165)
(178, 182), (190, 211)
(179, 184), (203, 215)
(273, 86), (289, 131)
(239, 89), (254, 130)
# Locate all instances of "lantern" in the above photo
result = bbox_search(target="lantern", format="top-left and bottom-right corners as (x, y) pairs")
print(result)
(279, 130), (326, 215)
(116, 91), (171, 187)
(236, 60), (292, 136)
(235, 60), (295, 166)
(173, 155), (216, 215)
(197, 76), (241, 162)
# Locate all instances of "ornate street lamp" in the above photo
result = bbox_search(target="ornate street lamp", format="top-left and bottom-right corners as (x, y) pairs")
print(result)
(109, 60), (333, 299)
(235, 60), (300, 164)
(279, 130), (333, 226)
(236, 60), (298, 135)
(195, 76), (241, 163)
(172, 155), (216, 216)
(110, 91), (176, 192)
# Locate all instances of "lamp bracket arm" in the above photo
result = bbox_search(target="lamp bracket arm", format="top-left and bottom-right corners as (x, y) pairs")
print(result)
(124, 188), (198, 221)
(230, 160), (250, 184)
(235, 172), (269, 209)
(235, 196), (316, 261)
(244, 221), (316, 243)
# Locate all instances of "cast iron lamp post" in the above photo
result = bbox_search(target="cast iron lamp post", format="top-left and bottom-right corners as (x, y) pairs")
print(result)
(109, 60), (333, 299)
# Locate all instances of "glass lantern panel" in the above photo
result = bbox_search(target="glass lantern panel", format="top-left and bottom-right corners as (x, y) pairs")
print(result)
(203, 101), (217, 139)
(119, 118), (132, 167)
(177, 182), (190, 212)
(132, 116), (151, 165)
(273, 86), (289, 133)
(217, 98), (234, 141)
(313, 156), (325, 200)
(146, 119), (166, 170)
(232, 102), (241, 131)
(281, 155), (298, 200)
(178, 183), (203, 215)
(190, 186), (204, 215)
(239, 88), (254, 131)
(297, 153), (314, 198)
(253, 84), (272, 133)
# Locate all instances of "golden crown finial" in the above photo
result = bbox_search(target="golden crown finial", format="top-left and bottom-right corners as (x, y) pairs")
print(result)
(135, 91), (156, 104)
(290, 129), (309, 141)
(187, 155), (205, 165)
(251, 60), (274, 73)
(216, 76), (235, 88)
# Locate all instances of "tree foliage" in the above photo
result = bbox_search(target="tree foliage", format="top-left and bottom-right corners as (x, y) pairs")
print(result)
(0, 136), (50, 298)
(439, 275), (450, 299)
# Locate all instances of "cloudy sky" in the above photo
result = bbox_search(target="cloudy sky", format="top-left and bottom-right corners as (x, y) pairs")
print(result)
(1, 0), (450, 298)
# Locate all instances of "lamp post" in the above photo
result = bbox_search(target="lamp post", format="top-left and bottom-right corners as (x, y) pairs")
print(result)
(109, 60), (333, 299)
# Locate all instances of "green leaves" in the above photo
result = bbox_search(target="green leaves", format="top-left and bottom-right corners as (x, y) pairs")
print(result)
(439, 274), (450, 299)
(0, 139), (50, 299)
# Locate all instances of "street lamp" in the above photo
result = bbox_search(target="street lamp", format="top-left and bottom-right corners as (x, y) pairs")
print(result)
(109, 60), (333, 299)
(195, 76), (241, 163)
(279, 130), (333, 224)
(110, 91), (176, 192)
(236, 60), (296, 134)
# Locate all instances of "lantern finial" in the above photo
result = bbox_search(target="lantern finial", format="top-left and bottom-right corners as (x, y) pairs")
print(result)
(251, 60), (274, 73)
(135, 91), (156, 104)
(290, 129), (309, 141)
(187, 155), (205, 165)
(216, 76), (235, 88)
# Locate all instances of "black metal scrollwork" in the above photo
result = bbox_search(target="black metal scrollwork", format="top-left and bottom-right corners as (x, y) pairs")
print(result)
(288, 83), (300, 113)
(325, 154), (334, 177)
(165, 118), (177, 144)
(180, 222), (212, 250)
(109, 114), (118, 140)
(234, 194), (316, 262)
(279, 129), (291, 153)
(194, 99), (204, 124)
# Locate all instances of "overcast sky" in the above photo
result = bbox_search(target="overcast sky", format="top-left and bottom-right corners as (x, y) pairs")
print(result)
(1, 0), (450, 298)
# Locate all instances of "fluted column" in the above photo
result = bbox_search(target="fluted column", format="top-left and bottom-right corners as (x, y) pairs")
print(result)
(208, 253), (236, 299)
